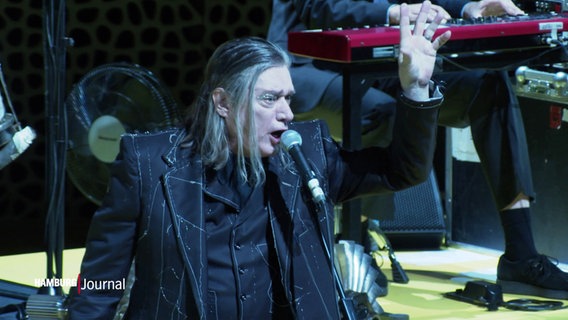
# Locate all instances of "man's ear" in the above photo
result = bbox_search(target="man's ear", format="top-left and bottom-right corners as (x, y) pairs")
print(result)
(212, 88), (230, 118)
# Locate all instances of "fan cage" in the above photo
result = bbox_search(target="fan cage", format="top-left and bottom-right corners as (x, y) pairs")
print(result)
(65, 62), (182, 205)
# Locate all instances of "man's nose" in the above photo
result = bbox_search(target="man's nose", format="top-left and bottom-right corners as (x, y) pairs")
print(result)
(277, 98), (294, 122)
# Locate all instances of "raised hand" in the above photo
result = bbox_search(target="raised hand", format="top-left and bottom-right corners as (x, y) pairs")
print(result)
(398, 1), (451, 101)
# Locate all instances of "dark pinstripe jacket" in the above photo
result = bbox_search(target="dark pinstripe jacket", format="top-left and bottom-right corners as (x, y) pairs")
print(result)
(67, 100), (439, 319)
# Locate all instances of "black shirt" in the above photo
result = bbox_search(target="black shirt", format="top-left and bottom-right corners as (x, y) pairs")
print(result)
(205, 159), (292, 319)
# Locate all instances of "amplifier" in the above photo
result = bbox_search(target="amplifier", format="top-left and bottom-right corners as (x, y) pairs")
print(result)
(515, 65), (568, 105)
(517, 0), (568, 13)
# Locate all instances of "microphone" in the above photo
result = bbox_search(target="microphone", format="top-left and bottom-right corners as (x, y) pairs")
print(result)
(280, 130), (325, 204)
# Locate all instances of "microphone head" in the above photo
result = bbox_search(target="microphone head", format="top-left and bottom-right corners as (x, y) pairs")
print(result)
(280, 129), (302, 151)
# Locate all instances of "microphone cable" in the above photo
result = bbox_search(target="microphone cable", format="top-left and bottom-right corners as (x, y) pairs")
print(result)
(502, 298), (565, 312)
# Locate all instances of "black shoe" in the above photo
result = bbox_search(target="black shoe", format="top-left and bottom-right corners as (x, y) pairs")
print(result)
(497, 254), (568, 300)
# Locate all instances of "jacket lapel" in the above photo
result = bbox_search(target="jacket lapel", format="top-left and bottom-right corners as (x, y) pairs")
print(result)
(267, 155), (301, 301)
(268, 126), (340, 319)
(162, 144), (208, 319)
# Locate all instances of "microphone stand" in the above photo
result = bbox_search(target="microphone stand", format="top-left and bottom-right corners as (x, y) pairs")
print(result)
(310, 199), (358, 320)
(42, 0), (69, 297)
(20, 2), (75, 318)
(0, 2), (70, 318)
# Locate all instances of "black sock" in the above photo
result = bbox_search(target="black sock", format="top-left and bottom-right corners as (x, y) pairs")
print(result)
(500, 207), (539, 261)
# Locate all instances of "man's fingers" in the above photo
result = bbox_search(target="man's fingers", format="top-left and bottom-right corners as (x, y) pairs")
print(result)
(422, 25), (436, 41)
(429, 5), (451, 22)
(432, 30), (452, 50)
(412, 1), (432, 36)
(423, 10), (447, 41)
(399, 3), (410, 32)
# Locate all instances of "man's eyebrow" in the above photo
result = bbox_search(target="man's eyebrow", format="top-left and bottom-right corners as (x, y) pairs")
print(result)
(256, 88), (295, 95)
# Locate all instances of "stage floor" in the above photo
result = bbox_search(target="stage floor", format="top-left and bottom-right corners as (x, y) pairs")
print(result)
(380, 243), (568, 319)
(1, 243), (567, 319)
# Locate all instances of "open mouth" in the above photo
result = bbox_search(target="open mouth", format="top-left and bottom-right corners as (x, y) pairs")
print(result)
(271, 130), (286, 139)
(270, 130), (287, 144)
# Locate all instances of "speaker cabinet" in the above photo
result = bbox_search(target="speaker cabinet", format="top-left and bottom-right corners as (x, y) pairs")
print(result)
(377, 170), (446, 249)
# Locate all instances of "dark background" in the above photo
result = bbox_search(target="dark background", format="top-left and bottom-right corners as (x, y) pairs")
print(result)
(0, 1), (566, 266)
(0, 0), (271, 256)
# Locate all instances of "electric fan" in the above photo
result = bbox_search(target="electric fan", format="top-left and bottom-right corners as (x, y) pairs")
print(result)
(66, 62), (182, 205)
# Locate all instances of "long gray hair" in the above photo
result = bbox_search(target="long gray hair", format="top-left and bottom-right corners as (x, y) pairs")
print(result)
(183, 37), (291, 186)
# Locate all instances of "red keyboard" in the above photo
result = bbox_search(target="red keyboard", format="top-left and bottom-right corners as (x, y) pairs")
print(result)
(288, 13), (568, 62)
